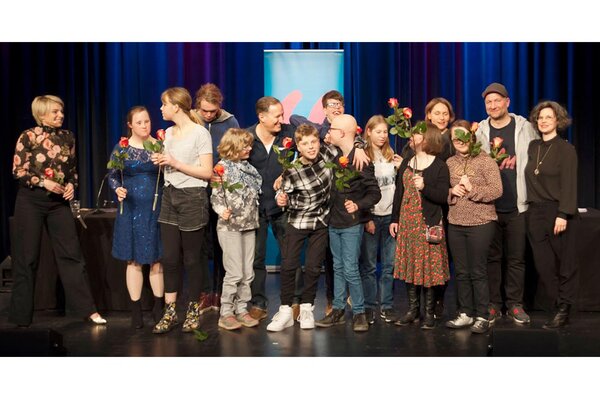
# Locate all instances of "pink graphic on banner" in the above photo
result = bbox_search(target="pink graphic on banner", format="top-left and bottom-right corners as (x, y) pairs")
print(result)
(281, 90), (302, 123)
(308, 98), (325, 123)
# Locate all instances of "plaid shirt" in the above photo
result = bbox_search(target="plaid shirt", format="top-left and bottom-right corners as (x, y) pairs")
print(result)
(280, 144), (339, 230)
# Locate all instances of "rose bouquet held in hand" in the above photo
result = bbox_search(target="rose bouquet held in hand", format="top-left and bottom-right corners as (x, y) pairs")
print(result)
(210, 164), (243, 218)
(489, 134), (509, 165)
(143, 129), (165, 211)
(385, 98), (427, 138)
(107, 136), (130, 214)
(453, 122), (482, 174)
(326, 155), (360, 220)
(272, 137), (300, 170)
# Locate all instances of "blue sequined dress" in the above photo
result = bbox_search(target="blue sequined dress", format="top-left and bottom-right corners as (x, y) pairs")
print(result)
(108, 144), (163, 264)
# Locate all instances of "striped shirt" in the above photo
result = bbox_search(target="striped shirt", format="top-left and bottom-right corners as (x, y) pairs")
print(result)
(280, 144), (339, 230)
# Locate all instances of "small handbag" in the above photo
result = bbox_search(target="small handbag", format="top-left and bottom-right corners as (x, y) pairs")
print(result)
(425, 220), (444, 244)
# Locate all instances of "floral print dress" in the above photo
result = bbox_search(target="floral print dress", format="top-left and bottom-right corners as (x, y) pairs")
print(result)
(394, 167), (449, 287)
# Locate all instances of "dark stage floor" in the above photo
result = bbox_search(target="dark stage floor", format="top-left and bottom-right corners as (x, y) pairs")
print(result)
(1, 274), (599, 357)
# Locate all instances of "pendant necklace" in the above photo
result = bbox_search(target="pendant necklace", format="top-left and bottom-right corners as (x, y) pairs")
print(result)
(534, 143), (553, 175)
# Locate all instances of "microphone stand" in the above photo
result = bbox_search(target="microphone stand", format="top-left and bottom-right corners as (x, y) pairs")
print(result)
(89, 172), (110, 215)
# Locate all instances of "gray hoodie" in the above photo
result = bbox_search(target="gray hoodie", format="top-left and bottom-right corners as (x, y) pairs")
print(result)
(475, 113), (539, 213)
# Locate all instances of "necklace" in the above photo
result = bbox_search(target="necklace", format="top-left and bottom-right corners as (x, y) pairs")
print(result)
(534, 143), (553, 175)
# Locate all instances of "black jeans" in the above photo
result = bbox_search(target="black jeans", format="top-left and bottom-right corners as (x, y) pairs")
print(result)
(448, 222), (496, 318)
(487, 210), (527, 309)
(526, 202), (578, 308)
(160, 223), (205, 300)
(280, 224), (328, 306)
(251, 210), (287, 309)
(9, 188), (97, 326)
(199, 205), (225, 294)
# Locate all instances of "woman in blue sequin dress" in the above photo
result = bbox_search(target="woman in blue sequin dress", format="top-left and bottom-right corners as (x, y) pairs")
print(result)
(108, 106), (164, 328)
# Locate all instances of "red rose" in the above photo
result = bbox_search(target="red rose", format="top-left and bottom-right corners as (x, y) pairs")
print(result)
(156, 129), (166, 141)
(44, 168), (55, 179)
(388, 98), (399, 108)
(356, 126), (363, 134)
(471, 121), (480, 133)
(492, 136), (504, 149)
(339, 156), (349, 168)
(213, 164), (225, 177)
(282, 137), (293, 149)
(119, 137), (129, 148)
(403, 107), (413, 119)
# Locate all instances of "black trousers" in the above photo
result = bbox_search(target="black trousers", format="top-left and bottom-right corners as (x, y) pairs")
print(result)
(324, 246), (334, 301)
(448, 222), (496, 318)
(487, 210), (527, 309)
(9, 188), (97, 326)
(280, 224), (328, 306)
(160, 223), (205, 300)
(526, 202), (578, 308)
(251, 210), (302, 309)
(199, 206), (225, 294)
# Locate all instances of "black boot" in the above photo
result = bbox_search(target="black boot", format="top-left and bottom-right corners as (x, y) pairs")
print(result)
(131, 299), (144, 329)
(421, 288), (436, 330)
(543, 303), (571, 329)
(395, 284), (420, 326)
(434, 284), (446, 319)
(152, 296), (165, 324)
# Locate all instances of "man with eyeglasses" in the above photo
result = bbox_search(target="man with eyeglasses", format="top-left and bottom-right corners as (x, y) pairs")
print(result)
(475, 82), (539, 326)
(194, 83), (241, 315)
(290, 90), (345, 139)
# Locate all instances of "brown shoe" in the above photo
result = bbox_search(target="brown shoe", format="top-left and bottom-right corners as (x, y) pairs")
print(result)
(198, 292), (212, 315)
(211, 293), (221, 311)
(249, 306), (268, 321)
(325, 299), (333, 316)
(292, 303), (300, 321)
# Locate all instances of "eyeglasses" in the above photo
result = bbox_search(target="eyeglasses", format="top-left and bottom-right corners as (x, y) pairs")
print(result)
(452, 138), (467, 144)
(328, 127), (344, 134)
(326, 102), (344, 109)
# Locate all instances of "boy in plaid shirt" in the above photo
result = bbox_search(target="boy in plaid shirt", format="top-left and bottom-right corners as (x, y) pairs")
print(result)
(266, 124), (338, 331)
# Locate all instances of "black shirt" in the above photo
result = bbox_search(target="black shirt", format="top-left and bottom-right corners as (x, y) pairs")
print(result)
(524, 135), (578, 218)
(246, 123), (297, 216)
(490, 117), (518, 213)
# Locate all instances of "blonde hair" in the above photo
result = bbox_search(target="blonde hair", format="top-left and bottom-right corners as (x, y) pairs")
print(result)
(364, 115), (394, 162)
(31, 95), (64, 125)
(161, 87), (203, 124)
(294, 123), (319, 143)
(217, 128), (254, 161)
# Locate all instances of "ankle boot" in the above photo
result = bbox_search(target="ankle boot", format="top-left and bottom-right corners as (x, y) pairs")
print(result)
(395, 283), (421, 326)
(152, 302), (178, 334)
(152, 296), (165, 324)
(131, 299), (144, 329)
(543, 303), (570, 329)
(421, 287), (436, 330)
(182, 301), (200, 333)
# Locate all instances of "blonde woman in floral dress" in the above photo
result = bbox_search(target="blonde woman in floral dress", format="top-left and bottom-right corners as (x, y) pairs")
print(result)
(389, 122), (450, 330)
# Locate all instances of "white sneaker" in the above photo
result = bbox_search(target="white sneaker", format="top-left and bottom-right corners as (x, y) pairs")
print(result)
(266, 305), (294, 332)
(298, 303), (315, 329)
(445, 313), (474, 329)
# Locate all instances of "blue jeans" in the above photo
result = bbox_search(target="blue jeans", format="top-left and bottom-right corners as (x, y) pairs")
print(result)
(329, 224), (365, 314)
(359, 214), (396, 310)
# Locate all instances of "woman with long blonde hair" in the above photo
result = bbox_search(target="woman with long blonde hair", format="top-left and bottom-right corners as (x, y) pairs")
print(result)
(151, 87), (213, 334)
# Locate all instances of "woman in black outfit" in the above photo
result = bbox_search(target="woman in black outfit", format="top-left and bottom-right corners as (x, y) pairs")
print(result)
(525, 101), (578, 329)
(10, 95), (106, 327)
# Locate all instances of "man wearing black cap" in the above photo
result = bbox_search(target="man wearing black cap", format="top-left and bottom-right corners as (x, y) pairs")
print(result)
(475, 83), (539, 325)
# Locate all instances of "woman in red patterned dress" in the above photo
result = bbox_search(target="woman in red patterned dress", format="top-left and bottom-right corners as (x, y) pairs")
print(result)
(389, 122), (450, 330)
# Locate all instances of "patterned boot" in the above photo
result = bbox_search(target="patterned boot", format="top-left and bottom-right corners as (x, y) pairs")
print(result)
(152, 302), (178, 334)
(182, 301), (200, 333)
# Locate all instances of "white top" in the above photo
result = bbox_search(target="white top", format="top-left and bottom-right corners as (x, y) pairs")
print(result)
(372, 158), (396, 216)
(163, 124), (212, 188)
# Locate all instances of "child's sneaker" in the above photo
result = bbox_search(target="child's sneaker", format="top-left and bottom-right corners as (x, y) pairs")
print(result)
(218, 315), (242, 330)
(266, 305), (294, 332)
(297, 303), (315, 329)
(236, 312), (259, 328)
